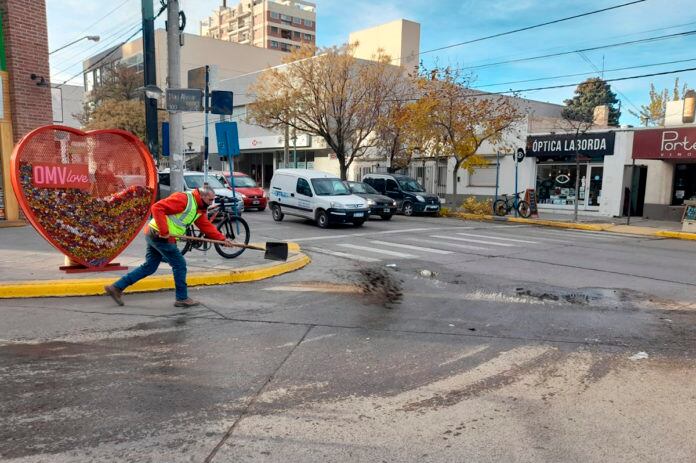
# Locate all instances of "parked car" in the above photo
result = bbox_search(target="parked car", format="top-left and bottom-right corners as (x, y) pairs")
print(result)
(211, 171), (267, 211)
(157, 170), (244, 213)
(269, 169), (369, 228)
(362, 173), (441, 216)
(343, 181), (397, 220)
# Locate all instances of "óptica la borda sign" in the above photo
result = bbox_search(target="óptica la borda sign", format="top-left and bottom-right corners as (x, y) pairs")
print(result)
(32, 163), (90, 190)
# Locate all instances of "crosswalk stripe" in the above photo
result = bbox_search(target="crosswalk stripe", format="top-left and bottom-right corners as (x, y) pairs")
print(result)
(337, 243), (417, 258)
(408, 237), (488, 251)
(307, 247), (381, 262)
(455, 232), (538, 244)
(370, 240), (453, 255)
(429, 235), (515, 247)
(526, 228), (622, 241)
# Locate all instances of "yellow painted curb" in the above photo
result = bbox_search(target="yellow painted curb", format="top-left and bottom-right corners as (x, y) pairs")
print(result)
(655, 230), (696, 241)
(506, 217), (610, 231)
(0, 252), (311, 299)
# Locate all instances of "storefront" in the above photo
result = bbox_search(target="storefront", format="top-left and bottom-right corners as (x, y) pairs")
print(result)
(633, 126), (696, 221)
(527, 131), (616, 213)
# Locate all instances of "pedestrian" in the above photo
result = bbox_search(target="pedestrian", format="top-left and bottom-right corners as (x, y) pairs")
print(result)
(104, 185), (233, 307)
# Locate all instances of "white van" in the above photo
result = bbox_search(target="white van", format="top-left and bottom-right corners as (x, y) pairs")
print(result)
(269, 169), (369, 228)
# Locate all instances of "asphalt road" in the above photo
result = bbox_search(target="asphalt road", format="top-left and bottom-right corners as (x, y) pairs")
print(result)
(2, 210), (696, 462)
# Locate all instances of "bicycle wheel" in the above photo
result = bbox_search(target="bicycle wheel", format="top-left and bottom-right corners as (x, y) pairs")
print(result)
(177, 227), (194, 255)
(493, 199), (508, 217)
(215, 216), (251, 258)
(517, 200), (532, 218)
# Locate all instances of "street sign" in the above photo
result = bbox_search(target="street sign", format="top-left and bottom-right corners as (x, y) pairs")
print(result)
(187, 65), (218, 90)
(215, 121), (240, 157)
(516, 148), (526, 162)
(166, 89), (203, 112)
(211, 90), (234, 115)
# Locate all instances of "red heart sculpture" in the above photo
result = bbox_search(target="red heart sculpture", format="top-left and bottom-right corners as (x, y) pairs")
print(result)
(10, 126), (157, 268)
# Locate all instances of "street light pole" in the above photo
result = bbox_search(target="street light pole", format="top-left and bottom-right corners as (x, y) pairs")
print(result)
(142, 0), (159, 164)
(49, 35), (99, 54)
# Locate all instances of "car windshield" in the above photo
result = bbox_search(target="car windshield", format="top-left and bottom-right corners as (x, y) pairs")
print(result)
(311, 178), (351, 196)
(228, 175), (257, 188)
(185, 174), (225, 189)
(349, 182), (378, 194)
(397, 178), (426, 192)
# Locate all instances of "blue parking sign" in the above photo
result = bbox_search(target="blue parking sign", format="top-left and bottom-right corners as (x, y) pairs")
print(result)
(215, 121), (240, 157)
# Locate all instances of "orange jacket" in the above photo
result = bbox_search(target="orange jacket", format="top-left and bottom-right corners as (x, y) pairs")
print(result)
(146, 189), (226, 243)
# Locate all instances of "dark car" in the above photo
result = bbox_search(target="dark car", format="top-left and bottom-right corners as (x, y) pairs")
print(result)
(362, 173), (441, 216)
(344, 181), (397, 220)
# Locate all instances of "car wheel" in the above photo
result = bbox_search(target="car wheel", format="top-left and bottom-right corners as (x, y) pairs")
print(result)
(316, 210), (329, 228)
(352, 219), (365, 227)
(402, 201), (414, 216)
(271, 204), (284, 221)
(381, 214), (392, 221)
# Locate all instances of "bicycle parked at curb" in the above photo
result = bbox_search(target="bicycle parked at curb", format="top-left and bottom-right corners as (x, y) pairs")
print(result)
(178, 196), (250, 258)
(493, 192), (532, 218)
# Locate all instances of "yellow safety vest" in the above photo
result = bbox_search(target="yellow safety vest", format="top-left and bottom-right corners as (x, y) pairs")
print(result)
(149, 191), (200, 236)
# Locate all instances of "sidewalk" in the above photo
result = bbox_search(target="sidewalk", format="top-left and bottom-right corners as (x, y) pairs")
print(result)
(450, 211), (696, 241)
(0, 226), (308, 298)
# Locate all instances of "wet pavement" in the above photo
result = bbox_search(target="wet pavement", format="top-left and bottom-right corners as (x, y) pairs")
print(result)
(1, 213), (696, 462)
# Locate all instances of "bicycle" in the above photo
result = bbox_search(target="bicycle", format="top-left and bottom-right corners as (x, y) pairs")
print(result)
(178, 196), (250, 258)
(493, 192), (532, 218)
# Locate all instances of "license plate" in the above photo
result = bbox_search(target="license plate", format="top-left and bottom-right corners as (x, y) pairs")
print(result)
(252, 200), (260, 205)
(354, 212), (364, 217)
(384, 208), (390, 212)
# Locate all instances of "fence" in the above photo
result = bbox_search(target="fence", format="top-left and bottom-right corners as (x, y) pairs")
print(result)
(356, 159), (448, 197)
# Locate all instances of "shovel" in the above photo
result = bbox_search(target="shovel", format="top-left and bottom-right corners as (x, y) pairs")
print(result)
(172, 235), (289, 261)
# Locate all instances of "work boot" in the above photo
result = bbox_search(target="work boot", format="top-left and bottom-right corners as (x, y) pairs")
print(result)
(104, 285), (124, 306)
(174, 298), (200, 308)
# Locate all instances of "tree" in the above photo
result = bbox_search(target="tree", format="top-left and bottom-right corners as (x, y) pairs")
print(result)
(629, 78), (689, 126)
(76, 64), (146, 140)
(248, 44), (406, 180)
(399, 66), (522, 195)
(562, 77), (620, 126)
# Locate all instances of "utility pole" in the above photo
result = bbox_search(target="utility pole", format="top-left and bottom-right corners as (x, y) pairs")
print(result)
(283, 125), (289, 168)
(167, 0), (185, 193)
(141, 0), (158, 162)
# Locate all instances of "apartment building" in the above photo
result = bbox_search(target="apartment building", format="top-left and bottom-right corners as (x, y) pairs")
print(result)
(200, 0), (316, 53)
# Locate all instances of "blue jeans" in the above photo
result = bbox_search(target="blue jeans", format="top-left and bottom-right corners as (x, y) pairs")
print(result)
(114, 235), (188, 300)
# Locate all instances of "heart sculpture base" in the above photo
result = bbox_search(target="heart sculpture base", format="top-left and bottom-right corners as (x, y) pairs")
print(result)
(59, 262), (128, 274)
(59, 262), (129, 274)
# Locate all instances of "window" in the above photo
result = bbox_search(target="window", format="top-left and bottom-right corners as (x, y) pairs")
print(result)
(386, 179), (399, 192)
(270, 11), (279, 19)
(296, 178), (312, 197)
(293, 16), (302, 24)
(158, 173), (170, 187)
(311, 178), (351, 196)
(280, 14), (292, 21)
(281, 29), (292, 39)
(270, 26), (278, 34)
(303, 33), (312, 41)
(536, 163), (588, 206)
(468, 167), (497, 187)
(397, 178), (425, 192)
(292, 31), (300, 39)
(370, 178), (386, 193)
(270, 40), (279, 48)
(303, 19), (314, 27)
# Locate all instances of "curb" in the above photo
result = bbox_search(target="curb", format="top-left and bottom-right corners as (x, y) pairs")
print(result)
(449, 212), (696, 240)
(0, 246), (310, 299)
(0, 220), (27, 229)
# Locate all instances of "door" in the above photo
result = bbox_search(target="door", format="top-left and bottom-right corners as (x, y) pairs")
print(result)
(295, 177), (314, 218)
(385, 178), (403, 205)
(587, 166), (604, 208)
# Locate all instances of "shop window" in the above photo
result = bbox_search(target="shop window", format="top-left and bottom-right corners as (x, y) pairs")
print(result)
(536, 163), (588, 206)
(673, 164), (696, 205)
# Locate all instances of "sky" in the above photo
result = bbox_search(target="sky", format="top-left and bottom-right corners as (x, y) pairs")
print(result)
(46, 0), (696, 126)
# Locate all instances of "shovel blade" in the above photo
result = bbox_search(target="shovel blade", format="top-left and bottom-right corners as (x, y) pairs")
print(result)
(264, 242), (289, 261)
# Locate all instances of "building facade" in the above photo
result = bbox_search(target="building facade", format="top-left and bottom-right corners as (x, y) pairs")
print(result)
(200, 0), (316, 53)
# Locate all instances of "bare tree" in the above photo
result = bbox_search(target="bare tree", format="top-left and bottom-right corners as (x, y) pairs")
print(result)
(249, 44), (407, 180)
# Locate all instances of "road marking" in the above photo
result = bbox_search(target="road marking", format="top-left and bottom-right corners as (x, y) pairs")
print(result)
(285, 227), (474, 242)
(429, 235), (515, 247)
(406, 237), (488, 251)
(307, 247), (381, 262)
(338, 243), (417, 258)
(455, 232), (539, 244)
(370, 240), (453, 255)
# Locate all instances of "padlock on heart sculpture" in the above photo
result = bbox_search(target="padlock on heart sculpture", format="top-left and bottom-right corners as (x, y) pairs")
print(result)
(10, 125), (157, 271)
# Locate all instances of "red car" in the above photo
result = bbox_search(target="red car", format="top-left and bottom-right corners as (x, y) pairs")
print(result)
(214, 171), (268, 211)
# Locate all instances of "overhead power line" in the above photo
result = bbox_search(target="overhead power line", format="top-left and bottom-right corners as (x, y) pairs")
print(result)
(462, 29), (696, 71)
(392, 0), (648, 63)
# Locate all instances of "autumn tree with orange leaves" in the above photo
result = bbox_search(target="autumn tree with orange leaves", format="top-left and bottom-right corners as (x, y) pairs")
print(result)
(399, 67), (523, 194)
